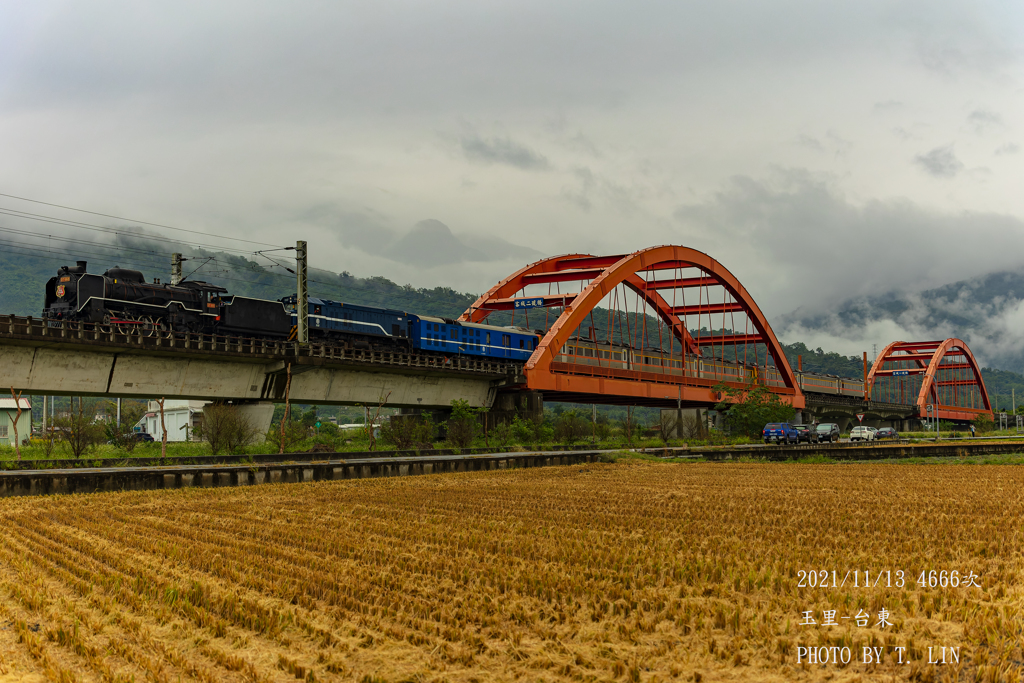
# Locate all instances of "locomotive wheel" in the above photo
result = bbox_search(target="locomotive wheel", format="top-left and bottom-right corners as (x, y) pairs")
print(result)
(139, 316), (157, 337)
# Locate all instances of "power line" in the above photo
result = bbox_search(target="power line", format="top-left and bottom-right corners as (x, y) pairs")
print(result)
(0, 191), (285, 249)
(0, 206), (267, 256)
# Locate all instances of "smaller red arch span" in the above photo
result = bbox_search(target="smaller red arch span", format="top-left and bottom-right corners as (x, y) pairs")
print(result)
(867, 338), (992, 421)
(461, 245), (803, 408)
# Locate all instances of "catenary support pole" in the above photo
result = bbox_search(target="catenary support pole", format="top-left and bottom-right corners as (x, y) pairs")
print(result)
(171, 253), (183, 285)
(863, 352), (868, 400)
(296, 240), (308, 344)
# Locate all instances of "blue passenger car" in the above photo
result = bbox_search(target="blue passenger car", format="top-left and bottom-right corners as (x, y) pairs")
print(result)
(281, 295), (539, 360)
(410, 316), (538, 361)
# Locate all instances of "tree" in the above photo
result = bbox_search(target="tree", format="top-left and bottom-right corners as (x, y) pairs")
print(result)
(658, 412), (678, 444)
(554, 410), (589, 445)
(364, 391), (393, 451)
(198, 404), (261, 455)
(714, 383), (796, 438)
(620, 406), (642, 446)
(267, 419), (306, 453)
(446, 399), (480, 449)
(9, 388), (23, 460)
(156, 397), (168, 458)
(53, 398), (104, 459)
(380, 414), (436, 450)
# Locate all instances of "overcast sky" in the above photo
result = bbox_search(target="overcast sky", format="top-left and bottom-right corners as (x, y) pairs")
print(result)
(1, 1), (1023, 351)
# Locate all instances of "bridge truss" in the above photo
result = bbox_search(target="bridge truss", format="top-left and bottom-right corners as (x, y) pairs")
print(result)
(866, 339), (992, 422)
(461, 245), (804, 408)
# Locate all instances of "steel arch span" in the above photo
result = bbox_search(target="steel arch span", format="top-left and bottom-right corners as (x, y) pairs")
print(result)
(461, 245), (804, 408)
(866, 339), (992, 421)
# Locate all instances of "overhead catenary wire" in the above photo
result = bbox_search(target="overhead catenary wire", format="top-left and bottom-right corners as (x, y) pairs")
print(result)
(0, 192), (284, 249)
(0, 206), (274, 257)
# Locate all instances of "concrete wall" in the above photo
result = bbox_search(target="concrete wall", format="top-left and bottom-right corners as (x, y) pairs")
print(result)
(0, 451), (602, 497)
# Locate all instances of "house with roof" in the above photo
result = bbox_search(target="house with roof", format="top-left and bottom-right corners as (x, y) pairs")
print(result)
(0, 398), (32, 447)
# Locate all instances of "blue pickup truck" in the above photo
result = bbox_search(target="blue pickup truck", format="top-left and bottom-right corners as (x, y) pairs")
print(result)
(763, 423), (799, 444)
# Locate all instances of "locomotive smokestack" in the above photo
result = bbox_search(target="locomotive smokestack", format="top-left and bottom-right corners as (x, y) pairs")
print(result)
(77, 260), (87, 271)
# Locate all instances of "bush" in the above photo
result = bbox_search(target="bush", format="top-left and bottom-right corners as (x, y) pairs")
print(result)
(102, 401), (146, 454)
(52, 399), (105, 459)
(972, 413), (995, 434)
(512, 415), (549, 449)
(380, 415), (436, 450)
(198, 404), (261, 455)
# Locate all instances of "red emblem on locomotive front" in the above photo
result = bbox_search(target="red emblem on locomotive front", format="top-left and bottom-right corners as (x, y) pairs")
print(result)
(55, 285), (66, 298)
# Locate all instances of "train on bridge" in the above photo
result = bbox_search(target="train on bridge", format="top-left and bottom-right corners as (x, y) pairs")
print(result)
(43, 261), (539, 361)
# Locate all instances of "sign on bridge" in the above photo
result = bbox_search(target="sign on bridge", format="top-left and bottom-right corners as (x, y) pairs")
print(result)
(514, 297), (545, 309)
(892, 370), (910, 376)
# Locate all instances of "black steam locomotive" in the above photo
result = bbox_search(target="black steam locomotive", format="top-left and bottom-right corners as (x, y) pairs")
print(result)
(43, 260), (292, 338)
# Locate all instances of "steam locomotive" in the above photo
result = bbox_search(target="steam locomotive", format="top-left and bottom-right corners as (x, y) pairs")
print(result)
(43, 261), (539, 361)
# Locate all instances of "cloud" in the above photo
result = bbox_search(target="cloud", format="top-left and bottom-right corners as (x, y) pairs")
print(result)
(777, 271), (1024, 374)
(967, 108), (1002, 132)
(995, 143), (1020, 156)
(914, 146), (964, 177)
(459, 135), (549, 170)
(673, 171), (1024, 319)
(873, 100), (903, 112)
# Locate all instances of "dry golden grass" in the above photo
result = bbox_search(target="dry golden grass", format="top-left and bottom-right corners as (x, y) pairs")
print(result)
(0, 462), (1020, 682)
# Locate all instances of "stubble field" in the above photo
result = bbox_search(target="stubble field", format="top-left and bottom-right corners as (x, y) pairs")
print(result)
(0, 461), (1020, 682)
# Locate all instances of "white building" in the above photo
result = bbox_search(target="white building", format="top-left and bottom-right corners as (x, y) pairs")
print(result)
(138, 400), (207, 442)
(0, 398), (32, 447)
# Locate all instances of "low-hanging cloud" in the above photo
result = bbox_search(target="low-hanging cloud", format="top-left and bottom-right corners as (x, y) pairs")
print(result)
(673, 172), (1024, 319)
(459, 135), (549, 170)
(914, 146), (964, 177)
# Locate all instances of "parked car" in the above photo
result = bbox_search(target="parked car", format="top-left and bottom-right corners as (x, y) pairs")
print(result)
(793, 424), (814, 443)
(815, 423), (841, 442)
(850, 426), (875, 442)
(875, 427), (899, 440)
(134, 432), (155, 443)
(763, 423), (799, 444)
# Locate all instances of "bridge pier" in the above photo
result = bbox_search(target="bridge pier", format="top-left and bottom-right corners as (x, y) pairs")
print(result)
(232, 401), (276, 437)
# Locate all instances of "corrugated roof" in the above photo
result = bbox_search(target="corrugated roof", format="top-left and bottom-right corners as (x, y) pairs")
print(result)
(0, 398), (32, 410)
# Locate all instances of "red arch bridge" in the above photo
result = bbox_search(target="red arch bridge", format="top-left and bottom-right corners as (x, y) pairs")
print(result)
(464, 245), (993, 430)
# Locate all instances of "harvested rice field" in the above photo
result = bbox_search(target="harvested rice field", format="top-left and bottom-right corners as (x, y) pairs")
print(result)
(0, 461), (1020, 682)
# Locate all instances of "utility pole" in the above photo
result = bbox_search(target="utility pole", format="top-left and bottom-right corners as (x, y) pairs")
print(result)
(862, 351), (868, 401)
(116, 398), (121, 427)
(296, 240), (308, 344)
(171, 253), (183, 285)
(42, 394), (47, 434)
